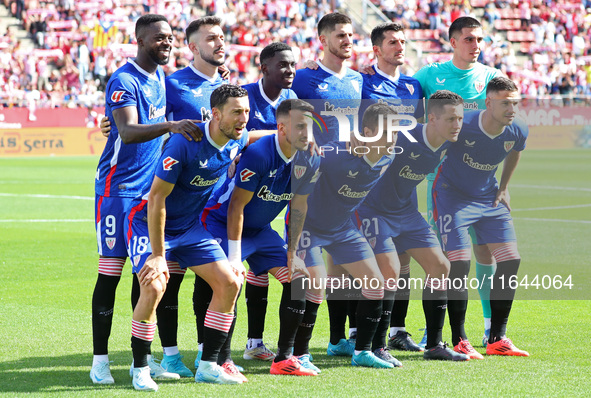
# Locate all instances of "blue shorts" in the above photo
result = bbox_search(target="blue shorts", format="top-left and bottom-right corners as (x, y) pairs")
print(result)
(355, 207), (441, 255)
(432, 188), (516, 252)
(206, 221), (287, 276)
(297, 220), (374, 267)
(95, 195), (133, 257)
(125, 217), (226, 274)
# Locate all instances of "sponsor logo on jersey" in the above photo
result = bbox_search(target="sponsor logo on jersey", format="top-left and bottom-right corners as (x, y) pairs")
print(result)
(199, 159), (208, 168)
(162, 156), (179, 171)
(399, 165), (427, 181)
(190, 175), (220, 187)
(293, 165), (306, 179)
(317, 83), (328, 91)
(240, 168), (255, 182)
(200, 107), (212, 121)
(111, 90), (125, 102)
(149, 104), (166, 120)
(436, 78), (446, 84)
(337, 184), (369, 199)
(347, 170), (359, 178)
(297, 250), (306, 260)
(105, 237), (116, 250)
(410, 152), (421, 160)
(257, 185), (294, 202)
(504, 141), (515, 152)
(474, 81), (485, 93)
(405, 83), (415, 95)
(192, 88), (203, 97)
(269, 169), (277, 178)
(255, 111), (264, 120)
(372, 84), (383, 91)
(351, 80), (360, 93)
(230, 146), (239, 160)
(463, 154), (496, 171)
(464, 140), (475, 147)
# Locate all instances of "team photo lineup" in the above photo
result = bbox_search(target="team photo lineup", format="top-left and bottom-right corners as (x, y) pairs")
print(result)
(82, 4), (545, 390)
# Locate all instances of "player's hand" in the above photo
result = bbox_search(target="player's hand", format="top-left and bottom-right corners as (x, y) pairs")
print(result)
(219, 64), (231, 80)
(100, 116), (111, 137)
(346, 131), (364, 157)
(287, 251), (310, 282)
(138, 254), (170, 286)
(227, 153), (241, 178)
(169, 119), (203, 141)
(493, 188), (511, 211)
(359, 64), (375, 75)
(304, 59), (319, 70)
(229, 259), (246, 284)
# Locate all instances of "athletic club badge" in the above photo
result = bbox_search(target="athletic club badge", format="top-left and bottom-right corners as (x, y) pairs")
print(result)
(405, 83), (415, 95)
(504, 141), (515, 152)
(368, 237), (376, 248)
(293, 165), (307, 179)
(105, 237), (116, 250)
(297, 250), (306, 260)
(474, 81), (485, 93)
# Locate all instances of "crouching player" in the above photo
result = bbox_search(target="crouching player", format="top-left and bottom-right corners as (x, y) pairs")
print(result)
(125, 85), (250, 391)
(201, 99), (322, 375)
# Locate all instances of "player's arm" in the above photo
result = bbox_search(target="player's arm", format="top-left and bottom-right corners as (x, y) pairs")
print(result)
(138, 176), (175, 286)
(248, 129), (277, 144)
(286, 193), (311, 280)
(493, 150), (521, 210)
(111, 106), (202, 144)
(226, 186), (254, 280)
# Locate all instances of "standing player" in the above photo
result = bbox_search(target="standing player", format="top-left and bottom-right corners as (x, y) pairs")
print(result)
(90, 14), (200, 385)
(432, 77), (529, 357)
(291, 12), (363, 357)
(203, 99), (321, 375)
(356, 91), (470, 361)
(239, 42), (298, 361)
(126, 85), (251, 391)
(413, 16), (504, 348)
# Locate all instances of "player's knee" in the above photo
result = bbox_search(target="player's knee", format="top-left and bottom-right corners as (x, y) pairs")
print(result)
(433, 257), (451, 279)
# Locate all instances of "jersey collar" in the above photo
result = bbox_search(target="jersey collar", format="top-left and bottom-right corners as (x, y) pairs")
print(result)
(374, 65), (400, 83)
(274, 133), (292, 163)
(128, 59), (162, 84)
(204, 121), (227, 151)
(478, 110), (506, 139)
(422, 123), (442, 152)
(259, 79), (282, 107)
(317, 60), (347, 80)
(189, 63), (220, 83)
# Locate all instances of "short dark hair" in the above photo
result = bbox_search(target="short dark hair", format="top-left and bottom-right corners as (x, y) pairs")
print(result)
(448, 16), (481, 39)
(135, 14), (169, 39)
(486, 76), (518, 95)
(276, 99), (314, 120)
(362, 103), (398, 132)
(428, 90), (464, 116)
(210, 84), (248, 110)
(260, 42), (293, 65)
(371, 22), (404, 47)
(317, 12), (352, 36)
(185, 16), (222, 43)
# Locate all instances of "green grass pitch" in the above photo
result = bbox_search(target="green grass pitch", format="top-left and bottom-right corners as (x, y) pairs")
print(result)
(0, 149), (590, 397)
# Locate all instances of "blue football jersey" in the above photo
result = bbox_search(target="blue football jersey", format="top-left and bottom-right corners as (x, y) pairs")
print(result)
(362, 65), (424, 120)
(434, 110), (528, 200)
(243, 79), (298, 131)
(362, 123), (449, 215)
(291, 62), (363, 146)
(132, 121), (248, 233)
(96, 59), (167, 198)
(305, 142), (395, 232)
(204, 134), (320, 231)
(165, 64), (226, 122)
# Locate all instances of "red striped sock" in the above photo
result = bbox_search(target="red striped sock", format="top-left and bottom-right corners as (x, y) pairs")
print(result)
(131, 319), (156, 342)
(98, 257), (125, 277)
(204, 310), (234, 333)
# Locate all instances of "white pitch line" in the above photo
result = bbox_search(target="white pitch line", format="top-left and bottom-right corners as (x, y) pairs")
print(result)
(513, 184), (591, 193)
(0, 219), (92, 223)
(513, 217), (591, 224)
(513, 203), (591, 212)
(0, 193), (93, 201)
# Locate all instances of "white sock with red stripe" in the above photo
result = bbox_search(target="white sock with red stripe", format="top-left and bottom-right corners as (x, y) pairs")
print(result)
(98, 257), (125, 276)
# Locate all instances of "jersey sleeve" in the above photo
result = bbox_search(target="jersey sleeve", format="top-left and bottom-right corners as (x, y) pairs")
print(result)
(294, 155), (321, 196)
(412, 65), (430, 92)
(512, 120), (529, 152)
(106, 73), (138, 111)
(155, 134), (188, 185)
(234, 146), (265, 192)
(165, 77), (177, 119)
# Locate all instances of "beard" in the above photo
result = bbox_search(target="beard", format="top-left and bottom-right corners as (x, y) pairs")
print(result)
(328, 42), (351, 60)
(147, 47), (170, 66)
(201, 46), (225, 67)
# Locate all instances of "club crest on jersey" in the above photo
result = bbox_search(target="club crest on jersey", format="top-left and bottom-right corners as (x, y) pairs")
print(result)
(133, 255), (141, 266)
(162, 156), (179, 171)
(436, 78), (446, 84)
(192, 88), (203, 97)
(504, 141), (515, 152)
(464, 140), (475, 147)
(474, 81), (485, 93)
(105, 237), (116, 250)
(293, 165), (307, 179)
(368, 237), (376, 249)
(405, 83), (415, 95)
(230, 146), (239, 160)
(317, 83), (329, 91)
(351, 80), (360, 93)
(296, 250), (306, 260)
(111, 90), (125, 102)
(240, 168), (255, 182)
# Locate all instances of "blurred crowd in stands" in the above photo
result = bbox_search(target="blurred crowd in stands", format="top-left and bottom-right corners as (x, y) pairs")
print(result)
(1, 0), (590, 113)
